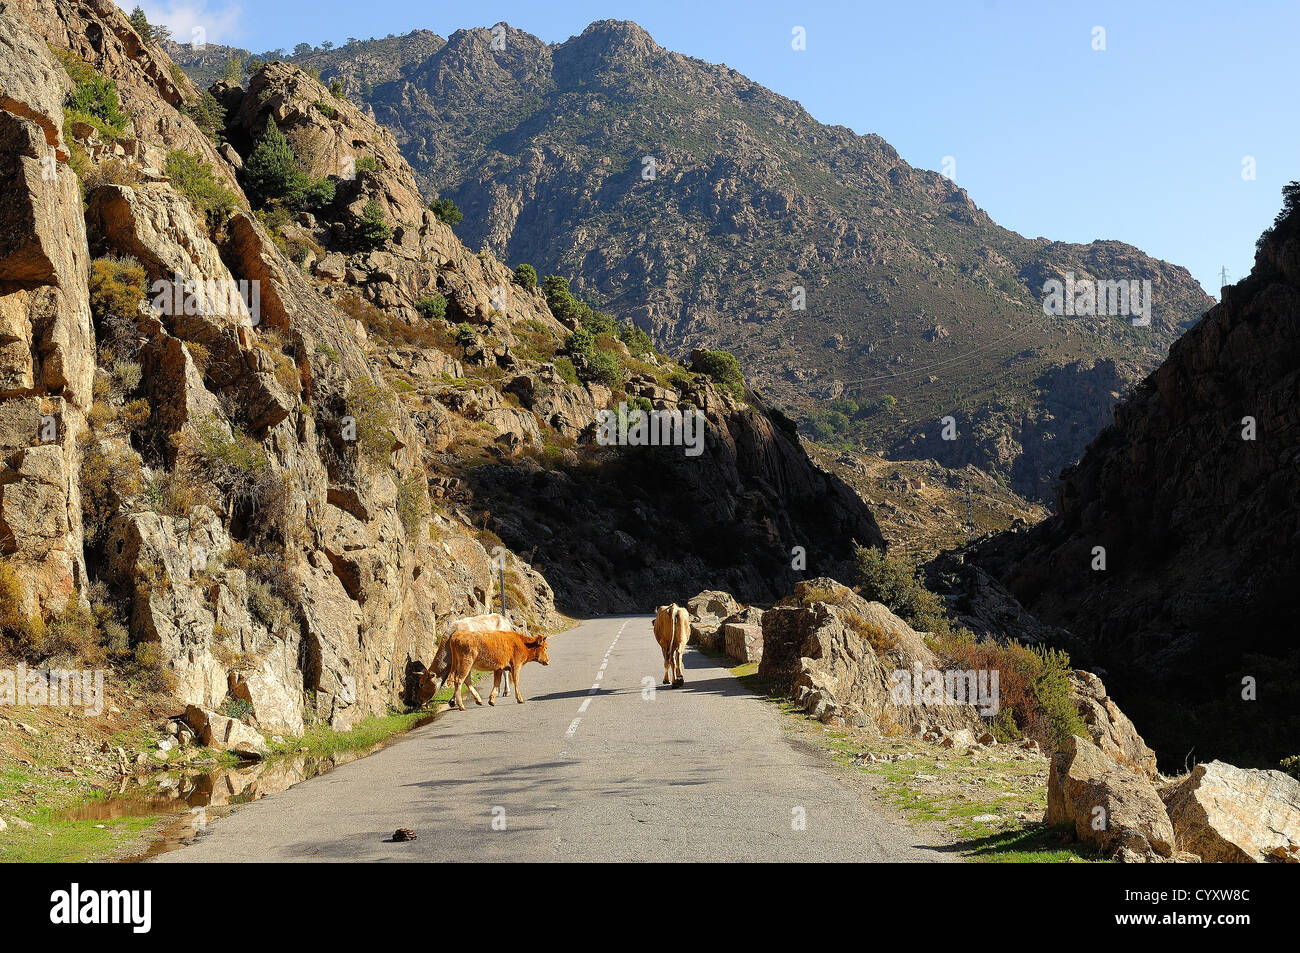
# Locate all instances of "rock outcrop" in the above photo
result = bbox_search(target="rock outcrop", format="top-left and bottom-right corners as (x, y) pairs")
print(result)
(0, 13), (94, 617)
(1162, 761), (1300, 863)
(0, 2), (562, 734)
(758, 578), (984, 734)
(1068, 670), (1159, 781)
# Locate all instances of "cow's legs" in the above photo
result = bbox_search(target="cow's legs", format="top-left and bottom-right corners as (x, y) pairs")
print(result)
(489, 670), (502, 705)
(673, 646), (685, 686)
(512, 662), (526, 703)
(464, 672), (485, 706)
(662, 645), (672, 685)
(503, 669), (512, 697)
(452, 674), (467, 711)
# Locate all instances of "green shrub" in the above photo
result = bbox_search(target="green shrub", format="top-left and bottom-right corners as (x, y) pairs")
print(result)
(355, 155), (379, 173)
(396, 475), (426, 535)
(344, 376), (396, 466)
(564, 326), (594, 356)
(129, 641), (178, 696)
(691, 349), (745, 399)
(554, 356), (578, 385)
(88, 255), (148, 358)
(315, 99), (338, 120)
(928, 630), (1087, 752)
(619, 322), (653, 356)
(355, 200), (391, 248)
(39, 602), (104, 664)
(1033, 646), (1089, 751)
(223, 696), (256, 720)
(53, 47), (129, 139)
(0, 560), (44, 651)
(585, 349), (622, 387)
(543, 275), (578, 323)
(1281, 755), (1300, 780)
(302, 176), (335, 211)
(165, 150), (238, 231)
(854, 545), (952, 637)
(246, 579), (288, 632)
(513, 263), (537, 290)
(176, 416), (272, 506)
(183, 90), (226, 144)
(415, 296), (447, 321)
(667, 369), (695, 392)
(429, 197), (462, 226)
(454, 322), (476, 348)
(581, 308), (617, 337)
(80, 440), (144, 542)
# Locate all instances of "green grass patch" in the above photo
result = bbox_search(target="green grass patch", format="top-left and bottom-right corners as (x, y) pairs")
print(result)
(264, 709), (433, 759)
(959, 824), (1105, 864)
(0, 764), (157, 863)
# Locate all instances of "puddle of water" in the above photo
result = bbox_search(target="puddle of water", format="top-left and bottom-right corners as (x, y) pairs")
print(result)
(61, 711), (441, 861)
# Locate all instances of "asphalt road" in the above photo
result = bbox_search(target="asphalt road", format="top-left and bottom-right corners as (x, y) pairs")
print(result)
(155, 616), (952, 862)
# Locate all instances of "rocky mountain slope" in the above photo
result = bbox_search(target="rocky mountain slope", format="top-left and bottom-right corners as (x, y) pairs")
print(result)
(953, 187), (1300, 769)
(170, 21), (1218, 501)
(808, 446), (1044, 561)
(0, 0), (880, 741)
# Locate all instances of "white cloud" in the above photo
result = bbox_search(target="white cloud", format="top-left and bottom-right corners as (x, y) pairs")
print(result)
(116, 1), (245, 47)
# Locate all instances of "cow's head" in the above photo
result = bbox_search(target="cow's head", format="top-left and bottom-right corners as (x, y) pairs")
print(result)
(414, 667), (439, 707)
(524, 634), (550, 665)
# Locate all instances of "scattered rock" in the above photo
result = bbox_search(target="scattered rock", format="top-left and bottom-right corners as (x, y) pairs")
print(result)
(942, 729), (976, 751)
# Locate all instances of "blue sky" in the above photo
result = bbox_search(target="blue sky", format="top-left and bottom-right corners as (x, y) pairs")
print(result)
(128, 0), (1300, 295)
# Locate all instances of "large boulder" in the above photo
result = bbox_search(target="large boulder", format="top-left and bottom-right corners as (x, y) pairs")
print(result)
(721, 605), (765, 662)
(723, 623), (762, 664)
(758, 578), (984, 733)
(183, 705), (269, 760)
(1162, 761), (1300, 863)
(1068, 670), (1159, 780)
(228, 641), (306, 737)
(686, 590), (741, 652)
(1046, 734), (1175, 860)
(687, 589), (740, 623)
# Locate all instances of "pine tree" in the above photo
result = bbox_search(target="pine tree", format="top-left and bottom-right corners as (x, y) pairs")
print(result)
(128, 6), (170, 44)
(128, 6), (149, 37)
(243, 120), (306, 206)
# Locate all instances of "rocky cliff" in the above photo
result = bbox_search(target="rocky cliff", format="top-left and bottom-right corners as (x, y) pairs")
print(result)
(960, 186), (1300, 769)
(0, 0), (880, 737)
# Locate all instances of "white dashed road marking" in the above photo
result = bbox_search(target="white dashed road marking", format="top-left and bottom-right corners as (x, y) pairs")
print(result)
(564, 619), (630, 739)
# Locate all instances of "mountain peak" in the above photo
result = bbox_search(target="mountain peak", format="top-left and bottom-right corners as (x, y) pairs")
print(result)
(568, 19), (660, 57)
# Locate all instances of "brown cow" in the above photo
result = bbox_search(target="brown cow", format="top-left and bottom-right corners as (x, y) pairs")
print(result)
(425, 613), (518, 701)
(428, 629), (550, 711)
(654, 604), (690, 687)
